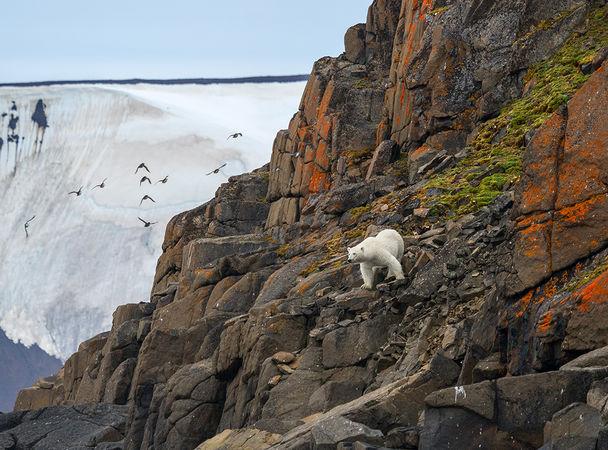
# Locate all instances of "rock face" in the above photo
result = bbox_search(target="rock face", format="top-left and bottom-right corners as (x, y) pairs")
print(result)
(0, 404), (128, 449)
(512, 61), (608, 294)
(0, 328), (61, 412)
(12, 1), (608, 450)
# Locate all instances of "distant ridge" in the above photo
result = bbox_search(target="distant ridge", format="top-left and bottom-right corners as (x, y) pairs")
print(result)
(0, 74), (309, 88)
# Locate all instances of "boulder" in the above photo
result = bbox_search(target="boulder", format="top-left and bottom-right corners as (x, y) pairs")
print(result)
(544, 403), (602, 450)
(196, 428), (281, 449)
(421, 370), (601, 449)
(345, 24), (367, 64)
(365, 140), (399, 181)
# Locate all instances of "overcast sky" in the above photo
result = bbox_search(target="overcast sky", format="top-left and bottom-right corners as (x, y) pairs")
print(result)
(2, 0), (372, 83)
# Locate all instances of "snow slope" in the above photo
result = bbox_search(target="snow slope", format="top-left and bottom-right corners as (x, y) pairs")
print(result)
(0, 81), (305, 359)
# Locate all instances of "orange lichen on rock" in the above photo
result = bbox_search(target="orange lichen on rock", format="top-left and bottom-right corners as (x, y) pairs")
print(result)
(555, 196), (601, 225)
(537, 311), (553, 334)
(574, 270), (608, 313)
(516, 291), (534, 318)
(309, 168), (331, 194)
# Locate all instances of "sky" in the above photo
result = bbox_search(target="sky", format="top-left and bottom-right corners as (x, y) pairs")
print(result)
(1, 0), (373, 83)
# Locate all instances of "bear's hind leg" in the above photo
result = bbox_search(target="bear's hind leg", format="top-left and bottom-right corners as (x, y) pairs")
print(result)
(386, 254), (405, 280)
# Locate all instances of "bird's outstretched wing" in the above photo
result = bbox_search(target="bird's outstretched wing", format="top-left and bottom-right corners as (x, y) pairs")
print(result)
(25, 215), (36, 224)
(138, 217), (147, 224)
(92, 184), (101, 190)
(149, 196), (156, 203)
(219, 163), (227, 169)
(205, 170), (214, 176)
(68, 191), (78, 195)
(143, 164), (150, 173)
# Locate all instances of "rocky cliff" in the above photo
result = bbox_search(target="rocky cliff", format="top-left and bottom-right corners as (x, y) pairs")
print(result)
(4, 1), (608, 449)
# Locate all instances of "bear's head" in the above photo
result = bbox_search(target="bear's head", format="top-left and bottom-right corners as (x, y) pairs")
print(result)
(347, 243), (365, 263)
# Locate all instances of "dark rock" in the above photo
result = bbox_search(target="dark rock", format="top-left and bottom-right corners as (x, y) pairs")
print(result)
(0, 404), (127, 449)
(322, 315), (397, 368)
(311, 416), (384, 449)
(544, 402), (601, 450)
(345, 24), (367, 64)
(365, 141), (399, 180)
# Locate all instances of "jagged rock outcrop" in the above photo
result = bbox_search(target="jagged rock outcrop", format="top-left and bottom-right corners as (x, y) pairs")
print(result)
(380, 0), (592, 182)
(13, 1), (608, 450)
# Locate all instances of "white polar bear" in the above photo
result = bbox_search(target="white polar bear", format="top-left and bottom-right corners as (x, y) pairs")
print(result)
(347, 229), (405, 290)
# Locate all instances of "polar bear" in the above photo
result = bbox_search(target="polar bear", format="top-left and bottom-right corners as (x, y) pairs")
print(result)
(347, 228), (405, 290)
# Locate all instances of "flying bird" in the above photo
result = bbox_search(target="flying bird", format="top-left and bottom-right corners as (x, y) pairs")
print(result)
(156, 176), (168, 184)
(138, 217), (157, 227)
(92, 178), (108, 189)
(135, 163), (150, 174)
(206, 163), (227, 176)
(140, 176), (152, 186)
(24, 215), (35, 238)
(68, 187), (83, 196)
(140, 195), (156, 206)
(227, 133), (243, 140)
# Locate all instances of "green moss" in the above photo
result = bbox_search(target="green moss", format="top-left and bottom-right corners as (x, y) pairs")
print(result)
(353, 78), (372, 89)
(348, 205), (373, 221)
(422, 5), (608, 218)
(516, 7), (580, 44)
(430, 6), (450, 16)
(564, 257), (608, 293)
(300, 231), (345, 277)
(345, 147), (374, 164)
(277, 244), (291, 257)
(392, 155), (409, 178)
(299, 225), (370, 277)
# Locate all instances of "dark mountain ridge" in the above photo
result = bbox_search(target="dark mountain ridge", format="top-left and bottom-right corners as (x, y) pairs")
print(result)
(0, 74), (309, 88)
(0, 328), (61, 413)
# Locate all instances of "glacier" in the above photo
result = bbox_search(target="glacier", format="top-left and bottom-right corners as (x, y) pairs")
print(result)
(0, 81), (305, 359)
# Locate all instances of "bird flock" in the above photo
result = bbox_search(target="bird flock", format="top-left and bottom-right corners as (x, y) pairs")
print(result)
(23, 132), (241, 238)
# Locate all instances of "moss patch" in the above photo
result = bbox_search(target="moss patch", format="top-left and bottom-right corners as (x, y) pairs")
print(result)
(353, 78), (372, 89)
(277, 244), (291, 257)
(421, 5), (608, 218)
(430, 6), (450, 16)
(348, 205), (373, 221)
(564, 256), (608, 293)
(344, 147), (374, 166)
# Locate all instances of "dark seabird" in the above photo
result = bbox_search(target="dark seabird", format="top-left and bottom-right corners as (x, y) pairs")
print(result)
(206, 163), (227, 176)
(138, 217), (158, 227)
(140, 195), (156, 206)
(135, 163), (150, 174)
(92, 178), (108, 189)
(24, 215), (35, 238)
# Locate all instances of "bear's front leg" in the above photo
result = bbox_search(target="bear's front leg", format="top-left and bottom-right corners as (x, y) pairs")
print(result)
(360, 262), (375, 290)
